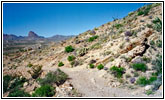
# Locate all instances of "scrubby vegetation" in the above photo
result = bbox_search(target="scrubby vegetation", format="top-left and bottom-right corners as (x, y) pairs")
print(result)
(97, 64), (104, 70)
(88, 35), (99, 42)
(152, 17), (162, 32)
(3, 75), (28, 97)
(137, 4), (152, 16)
(8, 89), (31, 97)
(32, 84), (55, 97)
(89, 64), (95, 68)
(38, 68), (68, 86)
(110, 66), (125, 78)
(3, 75), (13, 93)
(58, 62), (64, 67)
(65, 45), (74, 53)
(114, 24), (123, 29)
(67, 55), (76, 62)
(136, 76), (157, 86)
(132, 63), (147, 72)
(27, 63), (33, 68)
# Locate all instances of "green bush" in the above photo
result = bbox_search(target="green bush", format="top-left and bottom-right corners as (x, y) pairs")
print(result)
(132, 63), (147, 72)
(110, 66), (125, 78)
(138, 4), (152, 16)
(65, 45), (74, 53)
(67, 55), (76, 62)
(88, 35), (99, 42)
(136, 76), (148, 86)
(150, 40), (155, 45)
(136, 76), (157, 86)
(138, 11), (144, 15)
(27, 63), (33, 68)
(8, 89), (31, 97)
(89, 64), (95, 68)
(39, 68), (68, 86)
(58, 62), (64, 67)
(152, 54), (162, 74)
(9, 77), (27, 90)
(152, 17), (162, 32)
(32, 84), (54, 97)
(97, 64), (104, 70)
(114, 24), (123, 29)
(156, 40), (162, 48)
(3, 75), (13, 93)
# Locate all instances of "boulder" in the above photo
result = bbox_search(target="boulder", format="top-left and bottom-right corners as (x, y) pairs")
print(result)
(145, 85), (154, 91)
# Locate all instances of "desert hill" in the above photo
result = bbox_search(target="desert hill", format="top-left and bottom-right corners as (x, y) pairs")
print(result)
(3, 3), (162, 97)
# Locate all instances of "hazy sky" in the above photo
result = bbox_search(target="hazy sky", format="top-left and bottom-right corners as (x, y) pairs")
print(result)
(3, 3), (146, 37)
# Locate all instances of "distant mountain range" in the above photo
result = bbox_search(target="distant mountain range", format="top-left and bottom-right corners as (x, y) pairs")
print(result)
(3, 31), (74, 42)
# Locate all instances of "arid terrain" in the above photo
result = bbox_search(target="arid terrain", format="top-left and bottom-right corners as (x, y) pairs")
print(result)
(3, 3), (162, 97)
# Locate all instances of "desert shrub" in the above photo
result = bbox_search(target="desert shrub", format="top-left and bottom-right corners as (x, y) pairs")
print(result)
(138, 11), (144, 16)
(9, 77), (27, 90)
(145, 89), (153, 95)
(97, 64), (104, 70)
(134, 72), (139, 77)
(150, 40), (155, 45)
(70, 60), (79, 67)
(146, 24), (153, 28)
(152, 74), (162, 90)
(132, 63), (147, 72)
(89, 64), (95, 68)
(114, 24), (123, 29)
(148, 76), (157, 84)
(110, 66), (125, 78)
(27, 63), (33, 68)
(78, 48), (88, 56)
(156, 40), (162, 48)
(58, 62), (64, 67)
(152, 17), (162, 32)
(88, 35), (99, 42)
(136, 76), (157, 86)
(128, 12), (134, 16)
(125, 74), (131, 79)
(90, 43), (102, 50)
(39, 69), (68, 86)
(142, 56), (151, 63)
(138, 4), (152, 16)
(8, 89), (31, 97)
(136, 76), (148, 86)
(152, 54), (162, 74)
(67, 55), (76, 62)
(3, 75), (13, 93)
(32, 84), (54, 97)
(65, 45), (74, 53)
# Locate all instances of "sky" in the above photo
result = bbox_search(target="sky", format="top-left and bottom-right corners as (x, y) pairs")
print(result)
(3, 3), (147, 37)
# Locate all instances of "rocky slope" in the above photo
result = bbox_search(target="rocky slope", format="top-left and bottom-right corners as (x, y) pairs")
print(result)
(3, 3), (162, 97)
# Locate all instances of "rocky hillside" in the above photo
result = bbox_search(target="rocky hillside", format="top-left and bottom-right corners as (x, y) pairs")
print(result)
(3, 3), (162, 97)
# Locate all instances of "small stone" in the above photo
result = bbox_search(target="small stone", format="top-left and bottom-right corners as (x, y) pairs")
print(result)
(145, 85), (154, 91)
(103, 67), (108, 70)
(124, 31), (132, 37)
(125, 37), (130, 42)
(23, 82), (28, 87)
(130, 77), (136, 84)
(75, 40), (80, 44)
(89, 59), (96, 64)
(149, 16), (152, 19)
